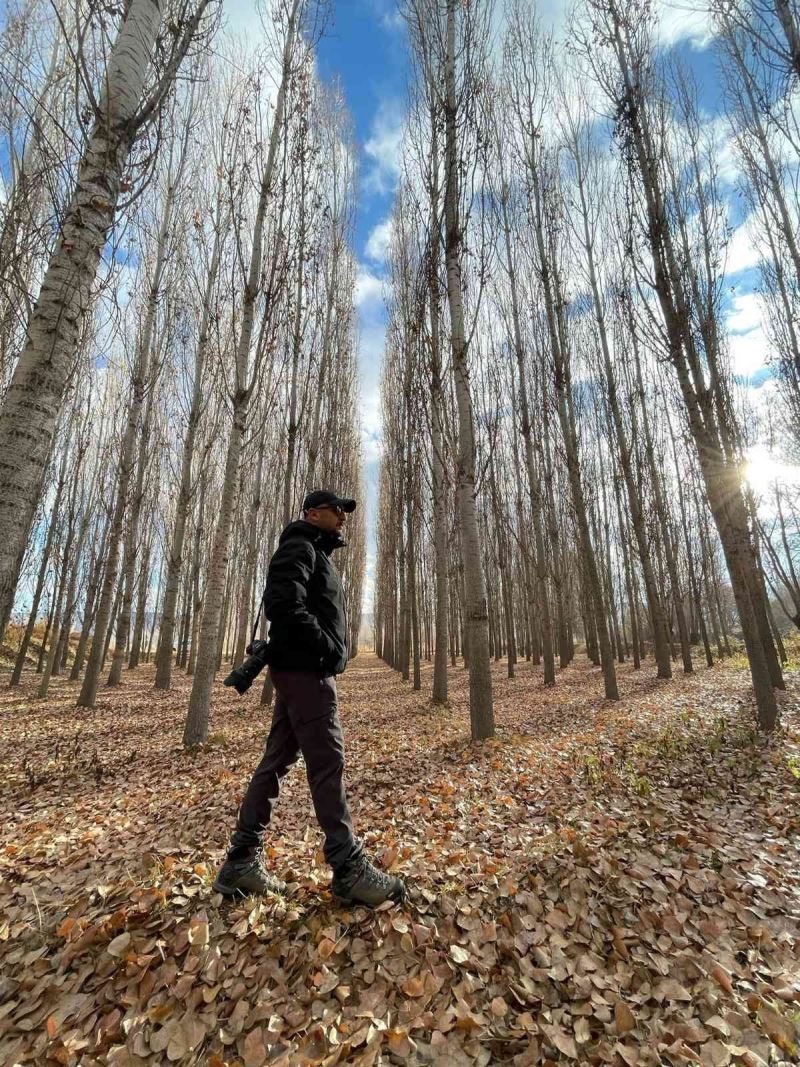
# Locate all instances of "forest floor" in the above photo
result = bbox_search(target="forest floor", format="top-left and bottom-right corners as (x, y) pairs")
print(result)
(0, 649), (799, 1066)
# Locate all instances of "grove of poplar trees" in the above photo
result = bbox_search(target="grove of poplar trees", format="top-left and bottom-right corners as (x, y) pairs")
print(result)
(1, 0), (798, 749)
(375, 0), (799, 739)
(1, 0), (365, 746)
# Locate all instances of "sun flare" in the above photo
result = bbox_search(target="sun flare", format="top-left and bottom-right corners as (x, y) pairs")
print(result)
(744, 445), (800, 497)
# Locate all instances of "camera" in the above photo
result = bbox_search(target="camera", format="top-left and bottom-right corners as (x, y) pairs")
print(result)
(223, 639), (270, 695)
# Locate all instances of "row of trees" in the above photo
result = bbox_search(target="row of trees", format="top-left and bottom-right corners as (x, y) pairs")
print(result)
(375, 0), (799, 737)
(3, 0), (798, 748)
(0, 0), (366, 747)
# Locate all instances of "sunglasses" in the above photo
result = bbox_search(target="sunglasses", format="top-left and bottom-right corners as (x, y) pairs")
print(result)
(315, 504), (345, 517)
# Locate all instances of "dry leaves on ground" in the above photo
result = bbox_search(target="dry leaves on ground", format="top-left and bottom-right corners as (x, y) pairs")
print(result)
(0, 651), (798, 1065)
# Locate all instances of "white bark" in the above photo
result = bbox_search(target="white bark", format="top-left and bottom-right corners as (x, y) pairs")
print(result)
(0, 0), (212, 643)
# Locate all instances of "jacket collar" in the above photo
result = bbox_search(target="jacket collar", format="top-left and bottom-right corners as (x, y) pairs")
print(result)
(279, 519), (345, 554)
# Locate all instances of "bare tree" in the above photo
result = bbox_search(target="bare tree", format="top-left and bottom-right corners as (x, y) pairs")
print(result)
(184, 0), (307, 747)
(0, 0), (217, 642)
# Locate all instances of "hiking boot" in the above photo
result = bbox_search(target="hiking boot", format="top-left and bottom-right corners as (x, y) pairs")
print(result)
(212, 848), (285, 899)
(331, 855), (406, 907)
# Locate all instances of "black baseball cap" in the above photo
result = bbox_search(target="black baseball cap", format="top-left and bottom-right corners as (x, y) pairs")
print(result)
(302, 489), (357, 513)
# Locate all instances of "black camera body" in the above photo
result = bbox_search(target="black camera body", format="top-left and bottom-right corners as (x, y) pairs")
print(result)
(223, 639), (270, 695)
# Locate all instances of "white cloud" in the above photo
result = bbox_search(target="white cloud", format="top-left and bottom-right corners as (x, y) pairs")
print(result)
(727, 292), (762, 334)
(725, 288), (770, 378)
(355, 0), (405, 34)
(357, 306), (386, 467)
(358, 321), (385, 394)
(367, 0), (404, 33)
(715, 133), (741, 188)
(363, 99), (405, 196)
(359, 385), (383, 464)
(223, 0), (267, 36)
(654, 1), (715, 49)
(354, 267), (384, 309)
(729, 325), (769, 378)
(726, 216), (762, 276)
(699, 114), (741, 187)
(567, 0), (715, 51)
(365, 217), (394, 264)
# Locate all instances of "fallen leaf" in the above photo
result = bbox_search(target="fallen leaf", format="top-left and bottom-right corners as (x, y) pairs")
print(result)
(758, 1004), (797, 1056)
(615, 1001), (636, 1034)
(243, 1026), (267, 1067)
(106, 932), (130, 958)
(401, 976), (425, 998)
(166, 1014), (205, 1061)
(491, 996), (508, 1017)
(188, 919), (209, 947)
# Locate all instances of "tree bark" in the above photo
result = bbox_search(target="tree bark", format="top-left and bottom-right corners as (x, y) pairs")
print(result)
(426, 102), (450, 705)
(9, 447), (69, 686)
(442, 0), (493, 739)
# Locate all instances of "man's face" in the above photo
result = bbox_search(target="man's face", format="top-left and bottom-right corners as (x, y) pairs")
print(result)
(306, 504), (346, 533)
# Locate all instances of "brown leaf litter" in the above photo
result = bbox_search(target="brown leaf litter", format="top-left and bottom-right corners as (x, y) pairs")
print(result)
(0, 651), (798, 1065)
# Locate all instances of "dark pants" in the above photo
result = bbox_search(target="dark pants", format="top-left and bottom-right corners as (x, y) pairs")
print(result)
(232, 668), (361, 871)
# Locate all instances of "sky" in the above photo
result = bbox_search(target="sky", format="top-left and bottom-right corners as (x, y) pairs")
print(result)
(315, 0), (410, 615)
(221, 0), (780, 615)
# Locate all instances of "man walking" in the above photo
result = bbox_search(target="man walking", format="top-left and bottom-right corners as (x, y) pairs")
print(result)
(213, 490), (406, 907)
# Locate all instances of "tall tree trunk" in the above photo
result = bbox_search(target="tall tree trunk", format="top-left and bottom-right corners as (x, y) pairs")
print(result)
(632, 346), (693, 674)
(129, 535), (152, 669)
(38, 501), (79, 698)
(427, 103), (449, 705)
(614, 475), (642, 670)
(144, 554), (164, 663)
(9, 448), (69, 686)
(78, 287), (160, 705)
(69, 514), (111, 680)
(108, 370), (158, 687)
(154, 213), (223, 688)
(407, 476), (421, 691)
(102, 576), (125, 672)
(282, 172), (307, 526)
(569, 134), (672, 678)
(442, 0), (493, 739)
(185, 475), (207, 674)
(595, 1), (779, 727)
(499, 186), (555, 685)
(529, 165), (618, 698)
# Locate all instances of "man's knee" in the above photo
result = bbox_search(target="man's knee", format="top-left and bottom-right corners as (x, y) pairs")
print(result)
(257, 732), (301, 775)
(300, 729), (346, 787)
(262, 748), (301, 778)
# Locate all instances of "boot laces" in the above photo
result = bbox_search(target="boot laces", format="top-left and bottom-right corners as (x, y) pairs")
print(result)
(361, 858), (394, 890)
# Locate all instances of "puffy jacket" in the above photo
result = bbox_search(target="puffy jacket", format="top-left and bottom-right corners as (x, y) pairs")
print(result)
(263, 520), (349, 675)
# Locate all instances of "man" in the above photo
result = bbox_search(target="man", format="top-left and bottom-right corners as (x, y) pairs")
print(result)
(213, 489), (406, 907)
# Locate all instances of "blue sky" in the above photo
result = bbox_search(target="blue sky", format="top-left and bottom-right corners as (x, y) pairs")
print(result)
(316, 0), (409, 607)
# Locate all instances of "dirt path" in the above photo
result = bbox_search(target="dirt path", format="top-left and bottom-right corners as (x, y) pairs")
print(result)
(1, 653), (798, 1065)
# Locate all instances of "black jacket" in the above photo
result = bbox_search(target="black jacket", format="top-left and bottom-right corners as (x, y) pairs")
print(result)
(263, 520), (349, 675)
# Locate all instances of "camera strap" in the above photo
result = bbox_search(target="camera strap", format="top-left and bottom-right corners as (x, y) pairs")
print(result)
(250, 589), (267, 647)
